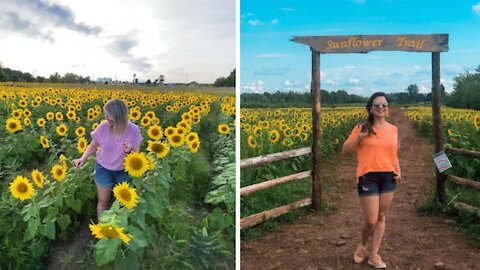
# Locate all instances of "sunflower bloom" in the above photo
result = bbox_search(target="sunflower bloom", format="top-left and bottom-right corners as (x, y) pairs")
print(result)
(40, 135), (50, 148)
(77, 137), (88, 153)
(147, 125), (163, 140)
(113, 182), (139, 209)
(247, 135), (257, 149)
(124, 152), (149, 177)
(89, 223), (132, 244)
(6, 117), (22, 133)
(168, 134), (185, 147)
(51, 164), (67, 182)
(146, 155), (155, 170)
(188, 140), (200, 153)
(9, 176), (35, 201)
(75, 126), (86, 137)
(186, 132), (199, 144)
(31, 169), (45, 188)
(268, 130), (281, 143)
(56, 124), (68, 136)
(218, 124), (230, 135)
(37, 118), (46, 127)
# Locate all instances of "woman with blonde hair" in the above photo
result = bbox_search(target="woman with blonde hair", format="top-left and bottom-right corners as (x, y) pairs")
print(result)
(342, 92), (401, 269)
(74, 98), (142, 217)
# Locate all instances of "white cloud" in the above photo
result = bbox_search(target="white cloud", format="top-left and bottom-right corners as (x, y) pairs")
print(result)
(271, 19), (279, 24)
(248, 20), (263, 26)
(348, 77), (360, 85)
(325, 79), (336, 85)
(284, 79), (293, 86)
(473, 3), (480, 15)
(0, 0), (234, 83)
(279, 7), (294, 12)
(344, 65), (355, 69)
(243, 80), (265, 93)
(255, 53), (290, 58)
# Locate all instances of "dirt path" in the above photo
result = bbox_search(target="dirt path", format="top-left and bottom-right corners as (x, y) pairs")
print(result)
(241, 107), (480, 270)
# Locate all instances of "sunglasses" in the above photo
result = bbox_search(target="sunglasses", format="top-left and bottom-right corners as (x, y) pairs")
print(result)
(372, 102), (389, 108)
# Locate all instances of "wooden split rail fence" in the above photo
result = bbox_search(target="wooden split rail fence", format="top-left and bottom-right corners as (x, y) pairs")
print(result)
(444, 147), (480, 218)
(240, 147), (313, 229)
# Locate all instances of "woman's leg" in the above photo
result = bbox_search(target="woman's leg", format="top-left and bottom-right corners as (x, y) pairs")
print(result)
(360, 195), (380, 246)
(96, 186), (112, 218)
(370, 192), (394, 258)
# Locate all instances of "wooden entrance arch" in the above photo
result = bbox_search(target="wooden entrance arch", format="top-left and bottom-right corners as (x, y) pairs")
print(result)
(291, 34), (449, 208)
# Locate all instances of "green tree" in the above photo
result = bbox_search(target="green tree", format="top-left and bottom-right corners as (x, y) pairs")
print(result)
(49, 72), (61, 83)
(446, 65), (480, 110)
(214, 69), (235, 87)
(406, 84), (419, 103)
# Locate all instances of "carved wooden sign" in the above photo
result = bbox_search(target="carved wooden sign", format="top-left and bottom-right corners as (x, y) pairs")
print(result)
(291, 34), (449, 53)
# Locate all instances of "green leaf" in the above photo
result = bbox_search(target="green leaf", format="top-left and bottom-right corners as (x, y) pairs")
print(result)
(128, 226), (148, 248)
(95, 238), (121, 266)
(131, 211), (145, 230)
(207, 208), (233, 230)
(47, 206), (59, 220)
(114, 250), (139, 270)
(57, 214), (71, 231)
(43, 221), (56, 240)
(31, 240), (45, 258)
(24, 218), (40, 242)
(71, 199), (82, 214)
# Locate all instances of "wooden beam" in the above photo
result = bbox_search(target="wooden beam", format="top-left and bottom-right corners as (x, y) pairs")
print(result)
(445, 147), (480, 159)
(291, 34), (449, 53)
(452, 202), (480, 219)
(311, 48), (322, 212)
(240, 171), (312, 197)
(240, 198), (312, 229)
(432, 51), (446, 204)
(240, 147), (311, 169)
(446, 175), (480, 190)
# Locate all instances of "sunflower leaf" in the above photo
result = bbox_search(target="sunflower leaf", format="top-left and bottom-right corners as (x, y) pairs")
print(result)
(24, 218), (40, 242)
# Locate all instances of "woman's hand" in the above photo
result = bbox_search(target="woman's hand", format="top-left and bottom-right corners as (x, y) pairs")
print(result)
(74, 158), (85, 168)
(394, 173), (401, 183)
(122, 140), (132, 154)
(358, 123), (369, 140)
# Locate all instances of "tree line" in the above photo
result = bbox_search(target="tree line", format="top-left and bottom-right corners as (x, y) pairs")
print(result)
(241, 65), (480, 110)
(0, 65), (91, 84)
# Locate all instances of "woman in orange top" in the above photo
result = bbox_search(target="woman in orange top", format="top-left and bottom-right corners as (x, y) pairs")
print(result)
(342, 92), (401, 269)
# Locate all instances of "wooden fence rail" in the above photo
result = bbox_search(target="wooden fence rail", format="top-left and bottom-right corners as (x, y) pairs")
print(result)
(446, 175), (480, 190)
(445, 147), (480, 159)
(240, 147), (311, 169)
(241, 198), (312, 229)
(240, 170), (312, 197)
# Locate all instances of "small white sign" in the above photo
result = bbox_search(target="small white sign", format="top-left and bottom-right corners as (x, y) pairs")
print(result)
(433, 151), (452, 173)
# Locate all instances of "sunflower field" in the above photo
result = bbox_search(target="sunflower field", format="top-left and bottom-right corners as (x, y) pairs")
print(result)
(240, 107), (366, 236)
(0, 85), (235, 269)
(405, 106), (480, 240)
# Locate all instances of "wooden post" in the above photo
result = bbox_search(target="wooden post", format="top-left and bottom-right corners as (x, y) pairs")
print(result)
(311, 48), (322, 211)
(432, 52), (446, 203)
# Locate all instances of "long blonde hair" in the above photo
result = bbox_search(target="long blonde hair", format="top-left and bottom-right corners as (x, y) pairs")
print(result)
(104, 99), (129, 134)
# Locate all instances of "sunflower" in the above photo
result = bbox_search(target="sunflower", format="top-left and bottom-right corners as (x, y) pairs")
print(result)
(75, 126), (86, 137)
(147, 125), (163, 140)
(77, 137), (88, 153)
(164, 126), (175, 137)
(92, 123), (99, 131)
(24, 117), (31, 126)
(6, 117), (22, 133)
(46, 112), (54, 121)
(51, 164), (67, 182)
(473, 114), (480, 130)
(140, 116), (150, 127)
(268, 130), (281, 143)
(247, 135), (257, 149)
(146, 154), (155, 170)
(124, 152), (149, 177)
(176, 121), (191, 133)
(113, 182), (139, 209)
(168, 134), (185, 147)
(55, 112), (63, 121)
(89, 223), (132, 244)
(12, 109), (23, 119)
(188, 140), (200, 153)
(175, 126), (186, 136)
(186, 132), (199, 144)
(148, 141), (170, 158)
(129, 110), (141, 121)
(31, 169), (45, 188)
(40, 135), (50, 148)
(56, 124), (68, 136)
(9, 176), (35, 201)
(218, 124), (230, 135)
(37, 118), (46, 127)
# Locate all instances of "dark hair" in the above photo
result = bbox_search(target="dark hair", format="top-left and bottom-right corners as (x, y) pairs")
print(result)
(361, 92), (390, 137)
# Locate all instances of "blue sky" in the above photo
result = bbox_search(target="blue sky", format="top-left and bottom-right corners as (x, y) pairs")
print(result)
(240, 0), (480, 96)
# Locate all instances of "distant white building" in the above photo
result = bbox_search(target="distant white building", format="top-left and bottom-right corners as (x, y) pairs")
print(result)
(96, 77), (112, 83)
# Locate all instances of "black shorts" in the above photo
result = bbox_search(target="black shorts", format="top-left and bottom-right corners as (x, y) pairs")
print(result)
(357, 172), (397, 197)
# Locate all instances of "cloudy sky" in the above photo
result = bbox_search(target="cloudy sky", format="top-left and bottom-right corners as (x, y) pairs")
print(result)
(0, 0), (235, 83)
(241, 0), (480, 96)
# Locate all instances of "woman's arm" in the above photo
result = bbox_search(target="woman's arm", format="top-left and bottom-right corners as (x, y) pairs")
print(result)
(342, 124), (367, 155)
(74, 140), (99, 167)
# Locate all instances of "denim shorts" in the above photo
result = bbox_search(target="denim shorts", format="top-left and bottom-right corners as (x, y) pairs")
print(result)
(94, 162), (131, 187)
(357, 172), (397, 196)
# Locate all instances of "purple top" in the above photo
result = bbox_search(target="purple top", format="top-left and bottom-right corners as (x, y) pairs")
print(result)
(91, 121), (142, 171)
